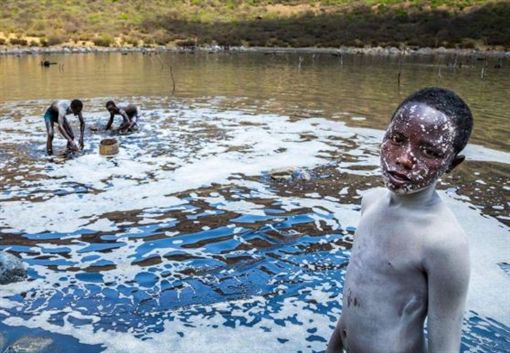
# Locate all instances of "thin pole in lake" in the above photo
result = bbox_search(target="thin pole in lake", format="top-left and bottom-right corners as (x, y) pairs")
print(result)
(397, 54), (403, 87)
(495, 57), (504, 69)
(449, 54), (459, 70)
(481, 58), (488, 80)
(154, 55), (177, 95)
(169, 64), (176, 95)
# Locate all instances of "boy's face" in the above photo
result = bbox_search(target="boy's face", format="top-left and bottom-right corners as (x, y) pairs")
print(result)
(71, 106), (82, 115)
(380, 102), (460, 194)
(107, 104), (117, 114)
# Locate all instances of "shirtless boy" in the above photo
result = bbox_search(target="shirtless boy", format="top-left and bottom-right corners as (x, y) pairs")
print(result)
(328, 87), (473, 353)
(44, 99), (85, 156)
(104, 100), (139, 132)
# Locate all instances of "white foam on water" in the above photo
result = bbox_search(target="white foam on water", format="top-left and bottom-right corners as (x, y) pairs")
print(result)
(442, 192), (510, 326)
(279, 197), (360, 232)
(464, 144), (510, 164)
(3, 283), (340, 353)
(217, 200), (266, 216)
(1, 110), (343, 233)
(0, 98), (509, 351)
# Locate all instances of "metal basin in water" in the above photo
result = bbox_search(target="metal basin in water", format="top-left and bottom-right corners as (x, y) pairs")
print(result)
(99, 138), (119, 155)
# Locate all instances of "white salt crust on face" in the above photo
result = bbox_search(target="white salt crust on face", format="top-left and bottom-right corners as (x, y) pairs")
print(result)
(0, 97), (508, 352)
(380, 104), (458, 194)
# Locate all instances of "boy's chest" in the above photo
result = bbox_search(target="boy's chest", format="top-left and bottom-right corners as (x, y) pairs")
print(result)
(350, 207), (425, 274)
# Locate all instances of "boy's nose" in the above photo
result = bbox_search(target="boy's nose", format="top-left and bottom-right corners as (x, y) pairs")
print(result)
(395, 150), (415, 170)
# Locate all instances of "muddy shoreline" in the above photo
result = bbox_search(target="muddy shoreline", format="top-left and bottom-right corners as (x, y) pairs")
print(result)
(1, 45), (509, 58)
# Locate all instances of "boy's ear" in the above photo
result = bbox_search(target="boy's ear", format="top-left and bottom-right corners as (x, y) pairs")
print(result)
(446, 154), (465, 173)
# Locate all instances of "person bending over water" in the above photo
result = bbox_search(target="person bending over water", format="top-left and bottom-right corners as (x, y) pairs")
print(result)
(328, 87), (473, 353)
(105, 100), (139, 132)
(44, 99), (84, 156)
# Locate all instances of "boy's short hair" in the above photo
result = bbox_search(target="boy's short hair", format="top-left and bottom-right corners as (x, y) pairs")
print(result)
(70, 99), (83, 112)
(392, 87), (473, 154)
(105, 100), (116, 108)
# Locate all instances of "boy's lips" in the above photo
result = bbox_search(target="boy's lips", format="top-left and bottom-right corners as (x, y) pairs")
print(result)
(386, 170), (411, 185)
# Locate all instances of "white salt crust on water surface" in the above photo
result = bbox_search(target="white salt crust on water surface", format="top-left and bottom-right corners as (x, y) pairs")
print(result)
(4, 193), (507, 353)
(2, 189), (509, 353)
(1, 108), (505, 234)
(3, 287), (341, 353)
(0, 98), (509, 352)
(440, 192), (510, 325)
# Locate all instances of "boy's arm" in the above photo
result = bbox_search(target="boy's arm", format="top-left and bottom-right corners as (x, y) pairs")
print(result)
(127, 109), (138, 129)
(105, 112), (115, 130)
(78, 112), (85, 149)
(424, 231), (470, 353)
(118, 109), (130, 131)
(57, 109), (74, 145)
(120, 109), (130, 124)
(327, 324), (344, 353)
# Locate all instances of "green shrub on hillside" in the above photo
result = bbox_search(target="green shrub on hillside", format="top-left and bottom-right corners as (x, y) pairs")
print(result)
(0, 0), (508, 49)
(123, 36), (140, 47)
(9, 38), (27, 46)
(93, 34), (115, 47)
(152, 30), (172, 45)
(47, 35), (65, 46)
(176, 39), (196, 48)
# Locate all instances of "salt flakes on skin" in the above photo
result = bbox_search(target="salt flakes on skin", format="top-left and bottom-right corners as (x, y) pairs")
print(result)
(380, 102), (457, 194)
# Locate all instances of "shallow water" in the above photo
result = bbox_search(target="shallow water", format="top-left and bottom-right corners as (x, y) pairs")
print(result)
(0, 53), (509, 352)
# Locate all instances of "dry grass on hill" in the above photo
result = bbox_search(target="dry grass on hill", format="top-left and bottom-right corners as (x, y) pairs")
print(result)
(0, 0), (508, 49)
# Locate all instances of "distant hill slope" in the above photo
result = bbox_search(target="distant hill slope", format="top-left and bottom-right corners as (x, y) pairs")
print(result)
(0, 0), (508, 49)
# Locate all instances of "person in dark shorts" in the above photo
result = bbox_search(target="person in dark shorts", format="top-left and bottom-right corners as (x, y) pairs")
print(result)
(328, 87), (473, 353)
(105, 100), (139, 132)
(44, 99), (85, 156)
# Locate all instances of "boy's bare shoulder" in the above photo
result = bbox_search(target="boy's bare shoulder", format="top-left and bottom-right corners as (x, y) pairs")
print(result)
(360, 187), (386, 213)
(422, 202), (469, 261)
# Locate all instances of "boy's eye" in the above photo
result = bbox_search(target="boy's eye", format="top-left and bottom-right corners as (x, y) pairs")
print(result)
(421, 147), (444, 158)
(390, 134), (405, 144)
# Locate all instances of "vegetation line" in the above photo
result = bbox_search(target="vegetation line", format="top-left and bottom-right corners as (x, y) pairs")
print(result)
(0, 1), (509, 50)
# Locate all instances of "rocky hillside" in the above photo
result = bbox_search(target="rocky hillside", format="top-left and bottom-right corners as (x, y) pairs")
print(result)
(0, 0), (508, 49)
